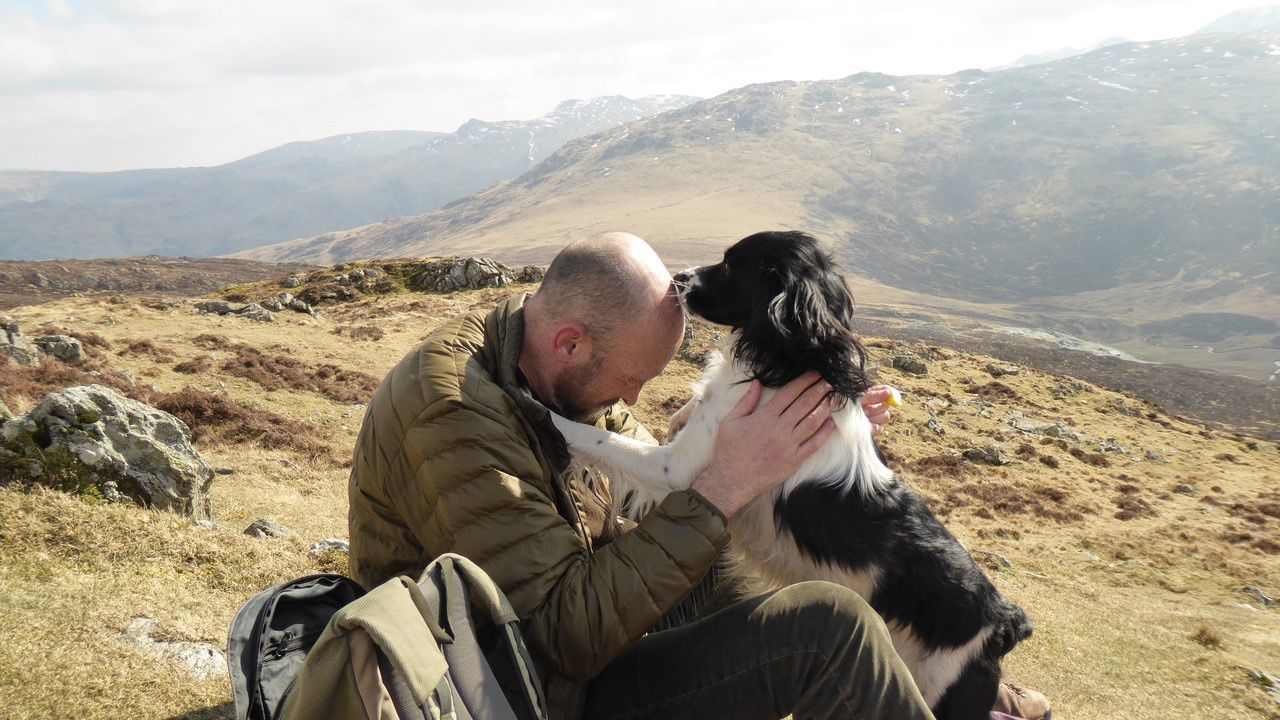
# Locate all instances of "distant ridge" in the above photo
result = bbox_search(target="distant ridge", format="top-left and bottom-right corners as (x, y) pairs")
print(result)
(1195, 4), (1280, 34)
(0, 94), (698, 261)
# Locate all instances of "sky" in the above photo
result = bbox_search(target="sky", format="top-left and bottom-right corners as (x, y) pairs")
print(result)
(0, 0), (1264, 172)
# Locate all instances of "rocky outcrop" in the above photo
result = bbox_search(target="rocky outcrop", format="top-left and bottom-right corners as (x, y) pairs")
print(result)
(0, 385), (213, 519)
(0, 314), (41, 365)
(409, 257), (513, 293)
(195, 300), (276, 323)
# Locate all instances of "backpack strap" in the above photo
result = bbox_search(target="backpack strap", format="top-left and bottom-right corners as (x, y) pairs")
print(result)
(420, 554), (549, 720)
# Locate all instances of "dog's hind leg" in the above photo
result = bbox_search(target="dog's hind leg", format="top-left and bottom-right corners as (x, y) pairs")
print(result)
(931, 657), (1001, 720)
(549, 412), (706, 500)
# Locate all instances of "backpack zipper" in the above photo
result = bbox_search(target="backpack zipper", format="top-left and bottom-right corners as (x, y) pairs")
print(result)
(264, 629), (323, 660)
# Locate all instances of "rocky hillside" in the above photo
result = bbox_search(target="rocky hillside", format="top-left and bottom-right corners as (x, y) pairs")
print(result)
(0, 95), (697, 261)
(0, 263), (1277, 719)
(0, 256), (316, 310)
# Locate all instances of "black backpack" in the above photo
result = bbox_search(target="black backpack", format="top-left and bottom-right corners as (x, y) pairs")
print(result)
(228, 573), (366, 720)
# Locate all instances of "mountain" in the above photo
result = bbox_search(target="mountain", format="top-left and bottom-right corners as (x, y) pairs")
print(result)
(244, 34), (1279, 299)
(1196, 5), (1280, 34)
(997, 37), (1128, 69)
(240, 33), (1280, 381)
(0, 95), (698, 261)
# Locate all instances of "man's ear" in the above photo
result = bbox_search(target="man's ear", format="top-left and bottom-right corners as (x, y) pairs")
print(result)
(550, 323), (591, 361)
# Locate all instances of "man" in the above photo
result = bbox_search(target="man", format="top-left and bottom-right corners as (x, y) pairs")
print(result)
(348, 232), (1049, 719)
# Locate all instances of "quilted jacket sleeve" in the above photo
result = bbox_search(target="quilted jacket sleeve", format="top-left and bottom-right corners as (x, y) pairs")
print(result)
(394, 398), (729, 682)
(602, 402), (659, 446)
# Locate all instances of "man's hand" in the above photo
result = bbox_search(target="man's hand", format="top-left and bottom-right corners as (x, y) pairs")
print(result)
(860, 385), (899, 435)
(691, 372), (838, 519)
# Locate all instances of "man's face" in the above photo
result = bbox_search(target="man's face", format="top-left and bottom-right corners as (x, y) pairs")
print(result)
(551, 288), (685, 423)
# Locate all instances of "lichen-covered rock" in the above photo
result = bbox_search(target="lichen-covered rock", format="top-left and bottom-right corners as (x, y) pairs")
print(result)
(409, 257), (513, 293)
(34, 334), (84, 364)
(0, 314), (41, 366)
(0, 385), (213, 518)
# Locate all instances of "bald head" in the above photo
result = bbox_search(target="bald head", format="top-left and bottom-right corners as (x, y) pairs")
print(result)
(519, 232), (685, 420)
(531, 232), (673, 346)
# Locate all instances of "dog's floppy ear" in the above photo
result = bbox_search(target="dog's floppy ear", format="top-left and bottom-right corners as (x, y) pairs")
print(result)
(747, 262), (867, 401)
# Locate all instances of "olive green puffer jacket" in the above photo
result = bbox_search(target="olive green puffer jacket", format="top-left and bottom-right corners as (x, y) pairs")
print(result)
(347, 293), (730, 720)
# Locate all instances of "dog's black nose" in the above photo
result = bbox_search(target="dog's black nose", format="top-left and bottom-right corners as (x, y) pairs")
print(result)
(673, 270), (692, 283)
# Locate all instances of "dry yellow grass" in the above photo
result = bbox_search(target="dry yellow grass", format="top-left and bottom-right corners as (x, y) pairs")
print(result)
(1, 285), (1277, 719)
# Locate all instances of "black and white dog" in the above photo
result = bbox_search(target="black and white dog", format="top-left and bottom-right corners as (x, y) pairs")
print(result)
(550, 231), (1033, 719)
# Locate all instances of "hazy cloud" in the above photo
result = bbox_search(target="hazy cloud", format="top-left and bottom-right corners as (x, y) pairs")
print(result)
(0, 0), (1254, 171)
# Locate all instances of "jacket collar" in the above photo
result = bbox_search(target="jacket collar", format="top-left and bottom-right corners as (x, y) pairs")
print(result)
(485, 293), (571, 470)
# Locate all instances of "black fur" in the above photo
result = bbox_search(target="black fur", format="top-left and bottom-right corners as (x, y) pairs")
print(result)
(678, 230), (869, 401)
(682, 231), (1032, 719)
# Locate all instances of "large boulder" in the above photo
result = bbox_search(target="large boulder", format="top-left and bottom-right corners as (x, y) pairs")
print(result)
(34, 334), (84, 364)
(0, 385), (213, 519)
(0, 314), (41, 366)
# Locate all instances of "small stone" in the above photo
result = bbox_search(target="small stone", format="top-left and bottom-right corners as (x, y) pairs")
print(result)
(1144, 450), (1168, 462)
(891, 354), (928, 376)
(984, 363), (1020, 377)
(121, 617), (228, 680)
(1095, 438), (1128, 454)
(924, 417), (945, 435)
(516, 265), (546, 283)
(1172, 483), (1195, 495)
(101, 480), (125, 503)
(309, 538), (350, 556)
(1112, 399), (1142, 417)
(962, 444), (1011, 465)
(261, 299), (284, 312)
(193, 519), (216, 530)
(1246, 668), (1280, 705)
(1243, 586), (1276, 608)
(244, 518), (293, 539)
(233, 304), (275, 323)
(194, 300), (238, 315)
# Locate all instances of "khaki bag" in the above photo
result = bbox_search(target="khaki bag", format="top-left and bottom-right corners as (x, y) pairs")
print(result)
(274, 554), (548, 720)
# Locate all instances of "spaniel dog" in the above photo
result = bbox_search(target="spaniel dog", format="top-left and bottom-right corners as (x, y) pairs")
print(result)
(549, 230), (1032, 719)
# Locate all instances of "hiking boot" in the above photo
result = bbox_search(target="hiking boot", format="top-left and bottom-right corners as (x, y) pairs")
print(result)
(993, 681), (1051, 720)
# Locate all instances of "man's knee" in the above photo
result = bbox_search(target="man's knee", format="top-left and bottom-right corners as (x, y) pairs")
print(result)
(754, 581), (891, 651)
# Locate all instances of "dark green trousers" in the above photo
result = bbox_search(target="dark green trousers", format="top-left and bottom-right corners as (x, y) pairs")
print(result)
(582, 580), (936, 720)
